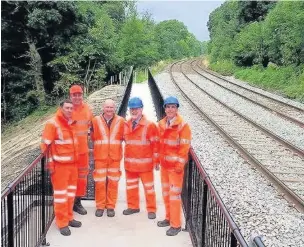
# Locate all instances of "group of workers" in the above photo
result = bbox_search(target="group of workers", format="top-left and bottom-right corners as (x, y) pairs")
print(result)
(40, 84), (192, 238)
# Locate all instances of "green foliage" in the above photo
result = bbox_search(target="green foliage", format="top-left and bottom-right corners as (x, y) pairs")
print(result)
(207, 0), (303, 102)
(154, 20), (202, 60)
(1, 1), (88, 122)
(234, 21), (267, 66)
(207, 1), (240, 62)
(119, 16), (158, 69)
(2, 1), (202, 125)
(234, 65), (304, 101)
(263, 1), (304, 66)
(209, 60), (237, 76)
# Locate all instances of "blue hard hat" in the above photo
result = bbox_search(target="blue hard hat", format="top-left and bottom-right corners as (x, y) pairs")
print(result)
(163, 96), (179, 108)
(128, 97), (143, 109)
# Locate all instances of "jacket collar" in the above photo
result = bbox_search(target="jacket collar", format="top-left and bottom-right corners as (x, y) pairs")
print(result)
(163, 113), (183, 127)
(56, 109), (74, 126)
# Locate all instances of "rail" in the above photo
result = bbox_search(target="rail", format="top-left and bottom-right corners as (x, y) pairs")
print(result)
(148, 68), (265, 247)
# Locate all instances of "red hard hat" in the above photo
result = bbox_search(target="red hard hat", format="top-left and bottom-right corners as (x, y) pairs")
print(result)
(70, 85), (83, 94)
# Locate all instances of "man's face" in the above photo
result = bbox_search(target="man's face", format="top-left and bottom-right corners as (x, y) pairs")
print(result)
(103, 102), (115, 118)
(165, 104), (178, 119)
(129, 107), (143, 120)
(61, 103), (73, 119)
(70, 93), (83, 106)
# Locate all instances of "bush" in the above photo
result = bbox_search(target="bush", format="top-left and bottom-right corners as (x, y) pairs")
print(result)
(208, 60), (238, 76)
(234, 65), (304, 101)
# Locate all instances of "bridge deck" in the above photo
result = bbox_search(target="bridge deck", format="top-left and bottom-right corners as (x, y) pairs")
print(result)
(45, 82), (192, 247)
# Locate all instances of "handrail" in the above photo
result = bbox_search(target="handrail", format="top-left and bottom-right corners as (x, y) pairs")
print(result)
(1, 152), (45, 198)
(1, 67), (134, 247)
(1, 150), (54, 247)
(148, 67), (265, 247)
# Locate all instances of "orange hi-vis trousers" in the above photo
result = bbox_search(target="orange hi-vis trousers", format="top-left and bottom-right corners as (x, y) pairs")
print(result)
(125, 170), (156, 213)
(161, 167), (184, 228)
(93, 159), (121, 209)
(51, 163), (78, 228)
(76, 152), (89, 197)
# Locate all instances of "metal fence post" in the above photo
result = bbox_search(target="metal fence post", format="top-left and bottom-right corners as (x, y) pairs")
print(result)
(184, 157), (193, 231)
(201, 180), (208, 247)
(231, 232), (238, 247)
(41, 156), (47, 245)
(7, 192), (14, 247)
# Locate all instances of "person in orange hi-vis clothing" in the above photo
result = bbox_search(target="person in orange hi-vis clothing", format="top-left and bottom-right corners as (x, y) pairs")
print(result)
(90, 99), (124, 217)
(123, 97), (159, 220)
(69, 85), (93, 215)
(40, 99), (81, 236)
(157, 96), (191, 236)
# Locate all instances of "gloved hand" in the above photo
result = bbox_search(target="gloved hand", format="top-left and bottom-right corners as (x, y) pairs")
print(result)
(174, 163), (183, 173)
(155, 164), (160, 171)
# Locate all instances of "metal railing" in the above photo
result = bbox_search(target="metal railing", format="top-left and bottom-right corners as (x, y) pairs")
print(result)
(183, 149), (248, 247)
(1, 67), (134, 246)
(1, 153), (54, 247)
(148, 69), (258, 247)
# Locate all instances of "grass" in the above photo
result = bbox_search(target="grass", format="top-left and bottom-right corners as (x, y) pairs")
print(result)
(208, 59), (304, 102)
(1, 104), (57, 138)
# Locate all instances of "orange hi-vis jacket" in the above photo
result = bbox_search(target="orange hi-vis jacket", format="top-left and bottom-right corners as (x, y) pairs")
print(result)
(124, 115), (159, 173)
(158, 114), (191, 170)
(72, 102), (93, 154)
(40, 109), (79, 165)
(91, 114), (125, 161)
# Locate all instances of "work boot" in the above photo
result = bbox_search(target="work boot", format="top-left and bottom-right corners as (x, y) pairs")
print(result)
(123, 208), (140, 215)
(107, 209), (115, 217)
(148, 212), (156, 219)
(157, 219), (170, 227)
(166, 227), (181, 236)
(59, 226), (71, 236)
(73, 197), (87, 215)
(95, 209), (104, 217)
(69, 219), (82, 228)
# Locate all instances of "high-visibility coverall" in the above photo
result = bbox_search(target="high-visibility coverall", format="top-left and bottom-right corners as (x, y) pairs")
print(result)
(158, 113), (191, 228)
(40, 109), (79, 228)
(91, 114), (124, 209)
(124, 115), (159, 213)
(72, 102), (93, 197)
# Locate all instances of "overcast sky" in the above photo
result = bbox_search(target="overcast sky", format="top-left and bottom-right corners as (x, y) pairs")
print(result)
(137, 1), (225, 41)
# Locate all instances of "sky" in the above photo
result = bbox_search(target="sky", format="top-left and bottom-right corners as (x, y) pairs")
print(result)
(137, 1), (225, 41)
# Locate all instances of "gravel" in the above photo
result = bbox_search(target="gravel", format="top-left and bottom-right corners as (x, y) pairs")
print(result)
(181, 66), (304, 150)
(153, 71), (304, 247)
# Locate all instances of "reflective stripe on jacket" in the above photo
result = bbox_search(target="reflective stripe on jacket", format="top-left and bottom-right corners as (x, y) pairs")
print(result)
(72, 102), (93, 153)
(91, 114), (124, 161)
(158, 114), (191, 169)
(40, 109), (78, 164)
(124, 115), (159, 172)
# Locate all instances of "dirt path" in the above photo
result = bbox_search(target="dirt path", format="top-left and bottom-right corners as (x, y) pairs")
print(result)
(1, 85), (125, 189)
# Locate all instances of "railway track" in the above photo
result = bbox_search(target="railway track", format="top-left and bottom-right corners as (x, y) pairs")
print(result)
(169, 60), (304, 213)
(191, 59), (304, 127)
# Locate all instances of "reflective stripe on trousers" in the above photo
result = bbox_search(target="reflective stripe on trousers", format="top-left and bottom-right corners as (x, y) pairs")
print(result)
(160, 166), (184, 228)
(125, 170), (156, 212)
(51, 164), (77, 228)
(94, 160), (121, 209)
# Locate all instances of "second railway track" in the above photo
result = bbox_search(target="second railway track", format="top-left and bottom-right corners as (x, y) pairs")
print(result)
(192, 59), (304, 127)
(170, 60), (304, 212)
